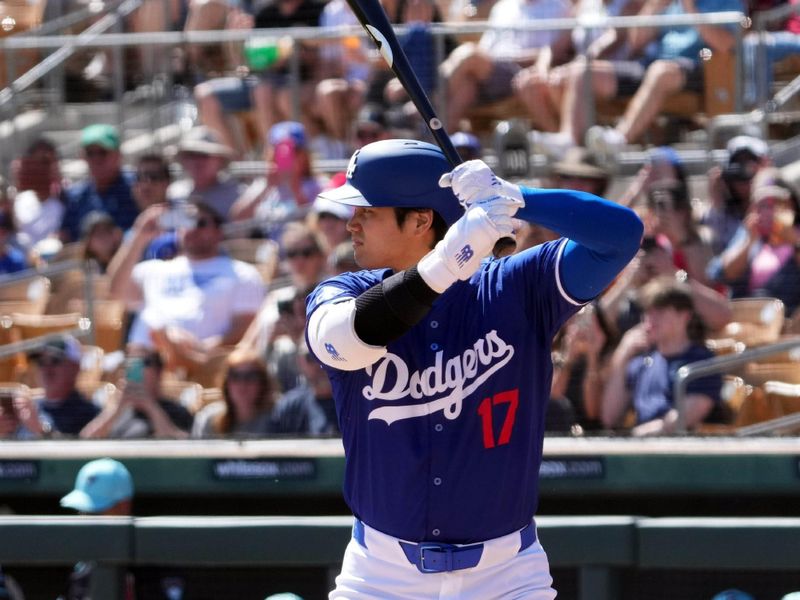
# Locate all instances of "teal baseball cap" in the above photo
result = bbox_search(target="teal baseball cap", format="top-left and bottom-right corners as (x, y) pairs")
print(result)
(81, 124), (120, 150)
(60, 458), (133, 513)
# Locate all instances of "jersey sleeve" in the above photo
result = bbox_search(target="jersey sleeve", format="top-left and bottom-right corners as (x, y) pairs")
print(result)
(499, 238), (585, 338)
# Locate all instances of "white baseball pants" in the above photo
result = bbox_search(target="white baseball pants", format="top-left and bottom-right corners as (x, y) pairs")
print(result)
(329, 520), (557, 600)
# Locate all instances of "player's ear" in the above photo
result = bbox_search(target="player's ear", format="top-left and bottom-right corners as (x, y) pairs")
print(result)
(407, 209), (434, 236)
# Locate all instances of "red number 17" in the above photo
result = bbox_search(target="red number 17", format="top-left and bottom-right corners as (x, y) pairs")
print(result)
(477, 389), (519, 449)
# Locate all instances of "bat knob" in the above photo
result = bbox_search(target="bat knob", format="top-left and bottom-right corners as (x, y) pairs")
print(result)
(492, 236), (517, 258)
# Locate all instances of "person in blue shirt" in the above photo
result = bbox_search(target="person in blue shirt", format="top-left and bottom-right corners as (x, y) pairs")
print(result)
(601, 277), (724, 435)
(60, 124), (139, 242)
(0, 208), (27, 275)
(304, 140), (642, 598)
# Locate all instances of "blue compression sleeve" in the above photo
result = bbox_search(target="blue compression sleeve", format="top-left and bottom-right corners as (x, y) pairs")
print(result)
(517, 187), (643, 301)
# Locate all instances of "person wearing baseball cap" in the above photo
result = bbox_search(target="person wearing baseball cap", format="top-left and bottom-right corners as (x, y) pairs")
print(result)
(702, 134), (772, 255)
(550, 147), (610, 197)
(61, 124), (139, 242)
(450, 131), (482, 161)
(26, 335), (100, 437)
(60, 457), (134, 515)
(306, 139), (642, 597)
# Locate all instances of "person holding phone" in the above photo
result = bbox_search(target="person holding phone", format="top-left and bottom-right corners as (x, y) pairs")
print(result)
(81, 347), (193, 439)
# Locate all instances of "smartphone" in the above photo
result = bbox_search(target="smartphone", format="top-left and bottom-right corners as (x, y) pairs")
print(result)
(125, 357), (145, 384)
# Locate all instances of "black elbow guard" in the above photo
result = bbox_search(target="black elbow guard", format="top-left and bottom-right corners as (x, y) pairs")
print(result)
(354, 267), (440, 346)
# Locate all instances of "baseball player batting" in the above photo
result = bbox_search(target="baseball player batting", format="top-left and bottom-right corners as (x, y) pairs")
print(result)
(305, 139), (643, 598)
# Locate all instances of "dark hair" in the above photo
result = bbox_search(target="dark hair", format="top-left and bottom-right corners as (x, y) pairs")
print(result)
(640, 278), (706, 343)
(393, 207), (448, 247)
(137, 153), (171, 181)
(216, 349), (276, 435)
(25, 137), (57, 157)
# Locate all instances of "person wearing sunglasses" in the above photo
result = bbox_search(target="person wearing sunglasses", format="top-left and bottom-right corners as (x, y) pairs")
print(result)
(108, 201), (266, 376)
(18, 335), (101, 438)
(60, 124), (139, 243)
(81, 346), (193, 439)
(132, 153), (172, 211)
(192, 349), (277, 438)
(236, 223), (327, 387)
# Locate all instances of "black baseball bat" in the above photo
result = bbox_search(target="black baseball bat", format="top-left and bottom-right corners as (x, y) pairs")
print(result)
(344, 0), (516, 257)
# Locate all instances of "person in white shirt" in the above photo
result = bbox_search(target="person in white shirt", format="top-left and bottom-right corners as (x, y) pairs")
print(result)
(108, 201), (266, 371)
(439, 0), (573, 130)
(11, 137), (65, 252)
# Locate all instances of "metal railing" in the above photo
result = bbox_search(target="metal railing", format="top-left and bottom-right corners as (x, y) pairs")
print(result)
(0, 258), (100, 354)
(674, 335), (800, 433)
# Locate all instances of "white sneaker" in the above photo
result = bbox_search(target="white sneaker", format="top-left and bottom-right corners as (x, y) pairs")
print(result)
(528, 130), (574, 161)
(585, 126), (626, 165)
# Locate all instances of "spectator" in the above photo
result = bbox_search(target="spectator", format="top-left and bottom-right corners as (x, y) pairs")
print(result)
(584, 0), (744, 158)
(132, 153), (172, 211)
(701, 135), (771, 254)
(618, 145), (689, 207)
(60, 457), (133, 515)
(450, 131), (483, 161)
(0, 208), (27, 275)
(550, 301), (617, 431)
(271, 341), (338, 435)
(439, 0), (573, 131)
(742, 0), (800, 108)
(61, 124), (139, 242)
(81, 347), (193, 439)
(17, 336), (101, 437)
(193, 0), (326, 156)
(237, 223), (328, 361)
(307, 175), (353, 253)
(600, 234), (732, 338)
(0, 385), (35, 440)
(108, 201), (266, 372)
(647, 181), (714, 285)
(550, 146), (611, 196)
(78, 211), (122, 274)
(601, 278), (724, 435)
(192, 349), (277, 438)
(513, 0), (643, 135)
(312, 0), (372, 157)
(229, 122), (323, 230)
(707, 170), (800, 314)
(59, 458), (135, 599)
(168, 125), (241, 220)
(10, 137), (65, 252)
(350, 104), (390, 151)
(329, 240), (359, 275)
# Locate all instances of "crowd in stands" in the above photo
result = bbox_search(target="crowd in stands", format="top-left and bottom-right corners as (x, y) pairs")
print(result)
(0, 0), (798, 445)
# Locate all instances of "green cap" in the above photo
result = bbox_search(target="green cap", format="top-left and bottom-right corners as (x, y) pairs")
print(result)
(81, 124), (120, 150)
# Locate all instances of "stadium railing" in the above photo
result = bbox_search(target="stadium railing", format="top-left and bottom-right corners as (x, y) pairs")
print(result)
(1, 514), (799, 600)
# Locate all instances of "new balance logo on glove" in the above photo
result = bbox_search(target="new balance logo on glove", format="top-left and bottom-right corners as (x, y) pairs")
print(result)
(455, 245), (474, 268)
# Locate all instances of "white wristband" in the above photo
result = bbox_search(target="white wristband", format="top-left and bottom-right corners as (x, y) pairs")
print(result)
(417, 247), (458, 294)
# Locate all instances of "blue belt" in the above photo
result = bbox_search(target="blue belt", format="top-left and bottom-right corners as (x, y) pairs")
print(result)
(353, 520), (535, 574)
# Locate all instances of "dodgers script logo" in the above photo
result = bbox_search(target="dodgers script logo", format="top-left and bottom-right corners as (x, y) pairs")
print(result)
(363, 330), (514, 425)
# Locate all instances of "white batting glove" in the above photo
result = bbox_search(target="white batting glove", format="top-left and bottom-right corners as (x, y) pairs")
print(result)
(439, 160), (525, 208)
(417, 196), (518, 293)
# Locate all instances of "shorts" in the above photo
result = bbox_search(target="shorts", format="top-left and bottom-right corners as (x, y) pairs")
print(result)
(205, 76), (257, 113)
(612, 61), (646, 97)
(613, 57), (704, 97)
(477, 60), (522, 104)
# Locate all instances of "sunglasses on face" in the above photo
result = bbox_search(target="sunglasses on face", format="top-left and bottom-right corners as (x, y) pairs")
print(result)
(285, 246), (318, 260)
(136, 171), (169, 183)
(227, 369), (261, 383)
(85, 148), (111, 159)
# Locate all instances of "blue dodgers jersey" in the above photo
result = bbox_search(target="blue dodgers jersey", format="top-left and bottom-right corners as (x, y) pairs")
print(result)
(306, 239), (582, 544)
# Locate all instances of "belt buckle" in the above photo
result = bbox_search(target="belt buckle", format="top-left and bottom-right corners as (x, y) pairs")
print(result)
(418, 543), (450, 573)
